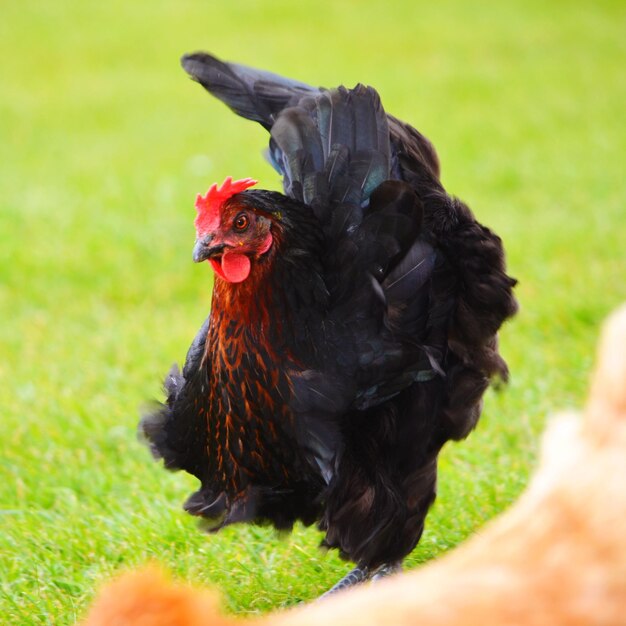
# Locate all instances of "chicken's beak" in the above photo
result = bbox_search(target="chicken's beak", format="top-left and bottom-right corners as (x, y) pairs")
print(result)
(193, 235), (218, 263)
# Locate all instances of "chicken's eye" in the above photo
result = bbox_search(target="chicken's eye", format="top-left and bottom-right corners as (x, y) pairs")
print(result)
(233, 213), (249, 232)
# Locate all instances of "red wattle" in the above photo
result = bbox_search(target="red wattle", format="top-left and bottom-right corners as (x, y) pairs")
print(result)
(210, 252), (251, 283)
(209, 258), (227, 280)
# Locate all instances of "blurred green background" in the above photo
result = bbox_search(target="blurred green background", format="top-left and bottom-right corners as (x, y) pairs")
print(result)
(1, 1), (624, 624)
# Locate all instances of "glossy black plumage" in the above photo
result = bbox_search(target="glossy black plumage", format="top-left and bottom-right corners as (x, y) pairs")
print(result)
(141, 52), (517, 572)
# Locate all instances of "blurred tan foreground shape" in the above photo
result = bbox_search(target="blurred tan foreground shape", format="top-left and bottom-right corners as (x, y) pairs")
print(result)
(83, 305), (626, 626)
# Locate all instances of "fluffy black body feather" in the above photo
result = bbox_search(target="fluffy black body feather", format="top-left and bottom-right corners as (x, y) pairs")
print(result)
(141, 53), (517, 570)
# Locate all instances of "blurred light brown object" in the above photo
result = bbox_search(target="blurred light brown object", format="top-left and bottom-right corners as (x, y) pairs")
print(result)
(83, 305), (626, 626)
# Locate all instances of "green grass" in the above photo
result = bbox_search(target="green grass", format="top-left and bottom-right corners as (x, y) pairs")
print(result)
(1, 0), (625, 623)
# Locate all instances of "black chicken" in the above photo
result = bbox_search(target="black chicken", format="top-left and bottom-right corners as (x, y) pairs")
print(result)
(141, 52), (518, 595)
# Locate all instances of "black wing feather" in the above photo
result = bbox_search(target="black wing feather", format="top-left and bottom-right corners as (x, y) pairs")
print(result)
(270, 84), (390, 236)
(181, 52), (316, 129)
(269, 107), (326, 206)
(181, 53), (391, 235)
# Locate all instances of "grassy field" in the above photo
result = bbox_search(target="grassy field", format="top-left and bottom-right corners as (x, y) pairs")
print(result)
(1, 0), (625, 623)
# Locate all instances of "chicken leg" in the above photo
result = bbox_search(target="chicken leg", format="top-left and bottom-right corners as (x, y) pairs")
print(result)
(320, 566), (369, 598)
(321, 561), (402, 598)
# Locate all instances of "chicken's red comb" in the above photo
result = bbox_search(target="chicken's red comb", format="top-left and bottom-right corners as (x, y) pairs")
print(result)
(194, 176), (258, 236)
